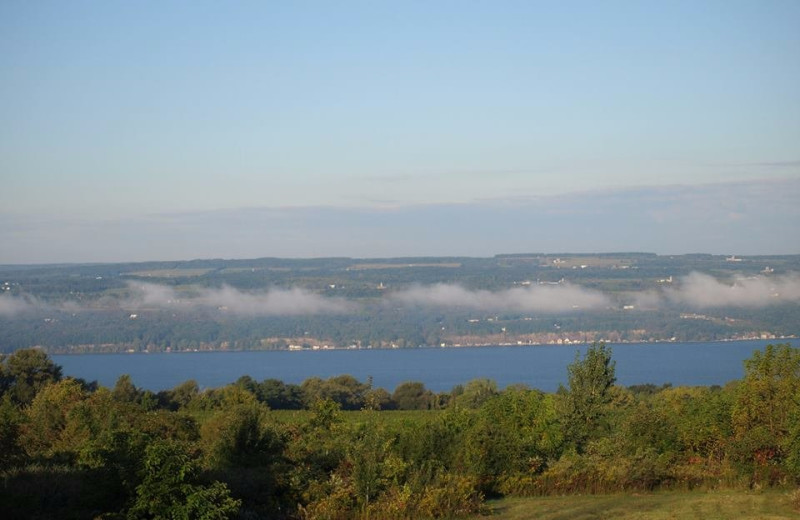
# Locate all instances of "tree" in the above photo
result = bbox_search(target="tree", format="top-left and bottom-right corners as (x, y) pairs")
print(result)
(257, 379), (304, 410)
(392, 381), (432, 410)
(348, 420), (395, 514)
(21, 378), (86, 461)
(732, 344), (800, 480)
(0, 394), (24, 467)
(363, 387), (394, 410)
(300, 375), (369, 410)
(561, 342), (616, 452)
(327, 375), (369, 410)
(233, 375), (258, 396)
(128, 440), (240, 519)
(308, 398), (343, 430)
(734, 344), (799, 439)
(4, 349), (62, 405)
(200, 402), (283, 469)
(456, 378), (498, 409)
(112, 374), (141, 403)
(160, 380), (200, 410)
(651, 386), (732, 459)
(461, 387), (561, 492)
(301, 375), (369, 410)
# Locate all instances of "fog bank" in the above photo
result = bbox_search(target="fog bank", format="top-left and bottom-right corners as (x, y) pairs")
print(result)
(389, 283), (610, 313)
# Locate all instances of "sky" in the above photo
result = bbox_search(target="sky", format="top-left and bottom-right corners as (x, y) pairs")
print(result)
(1, 1), (799, 263)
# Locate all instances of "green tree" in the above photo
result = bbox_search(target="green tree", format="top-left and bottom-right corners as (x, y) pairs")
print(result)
(127, 440), (240, 519)
(160, 380), (200, 410)
(112, 374), (141, 404)
(461, 387), (561, 492)
(456, 378), (498, 409)
(0, 394), (25, 467)
(392, 381), (433, 410)
(348, 420), (397, 514)
(732, 344), (800, 480)
(233, 375), (258, 396)
(200, 402), (283, 469)
(363, 387), (394, 410)
(301, 375), (369, 410)
(561, 342), (616, 452)
(4, 349), (63, 405)
(652, 385), (732, 459)
(256, 379), (304, 410)
(21, 378), (85, 461)
(308, 398), (343, 430)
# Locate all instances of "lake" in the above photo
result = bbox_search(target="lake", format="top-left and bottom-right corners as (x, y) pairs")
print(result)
(51, 339), (798, 393)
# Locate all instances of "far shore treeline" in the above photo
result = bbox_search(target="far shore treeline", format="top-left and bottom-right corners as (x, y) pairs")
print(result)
(1, 342), (799, 518)
(2, 254), (800, 354)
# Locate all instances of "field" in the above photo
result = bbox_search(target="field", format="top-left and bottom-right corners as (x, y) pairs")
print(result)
(125, 268), (214, 277)
(346, 262), (462, 270)
(477, 490), (800, 520)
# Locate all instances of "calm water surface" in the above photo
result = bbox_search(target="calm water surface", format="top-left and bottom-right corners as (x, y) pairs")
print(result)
(53, 339), (799, 393)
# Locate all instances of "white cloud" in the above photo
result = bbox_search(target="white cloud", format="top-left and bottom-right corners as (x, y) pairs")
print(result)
(5, 271), (800, 320)
(195, 285), (355, 315)
(119, 282), (354, 315)
(124, 282), (181, 307)
(0, 294), (38, 316)
(664, 272), (800, 308)
(388, 283), (610, 313)
(630, 290), (663, 309)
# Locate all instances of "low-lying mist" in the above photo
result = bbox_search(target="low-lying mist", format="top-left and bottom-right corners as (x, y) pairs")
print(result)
(664, 272), (800, 308)
(120, 282), (356, 315)
(1, 271), (799, 318)
(387, 283), (610, 312)
(0, 293), (39, 316)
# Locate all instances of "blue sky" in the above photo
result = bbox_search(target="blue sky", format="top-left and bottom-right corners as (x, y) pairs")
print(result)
(1, 1), (798, 262)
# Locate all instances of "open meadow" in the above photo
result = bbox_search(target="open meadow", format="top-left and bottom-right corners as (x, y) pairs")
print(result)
(478, 490), (800, 520)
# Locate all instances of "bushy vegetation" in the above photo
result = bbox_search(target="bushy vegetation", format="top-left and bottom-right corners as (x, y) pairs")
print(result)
(1, 343), (798, 519)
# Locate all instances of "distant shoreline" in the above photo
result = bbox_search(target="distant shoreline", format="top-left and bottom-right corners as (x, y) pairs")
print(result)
(48, 335), (799, 355)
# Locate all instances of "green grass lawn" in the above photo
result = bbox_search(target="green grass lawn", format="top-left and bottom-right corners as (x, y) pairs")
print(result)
(477, 490), (800, 520)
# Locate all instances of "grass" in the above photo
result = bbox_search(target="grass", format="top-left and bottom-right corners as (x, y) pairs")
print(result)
(476, 490), (800, 520)
(125, 268), (213, 277)
(346, 262), (462, 270)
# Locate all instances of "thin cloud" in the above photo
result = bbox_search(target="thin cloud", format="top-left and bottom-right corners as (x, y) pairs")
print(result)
(195, 285), (356, 315)
(717, 160), (800, 169)
(5, 272), (800, 319)
(630, 290), (663, 309)
(123, 282), (181, 308)
(0, 294), (39, 316)
(118, 282), (355, 315)
(358, 168), (545, 184)
(3, 177), (798, 263)
(664, 272), (800, 308)
(387, 283), (610, 313)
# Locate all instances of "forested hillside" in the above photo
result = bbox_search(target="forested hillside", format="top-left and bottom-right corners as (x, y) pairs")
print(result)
(1, 253), (799, 353)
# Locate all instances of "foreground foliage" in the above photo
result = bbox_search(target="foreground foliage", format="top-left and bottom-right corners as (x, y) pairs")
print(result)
(0, 343), (799, 519)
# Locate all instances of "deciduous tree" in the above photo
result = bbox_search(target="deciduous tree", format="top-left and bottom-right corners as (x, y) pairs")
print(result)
(561, 342), (616, 452)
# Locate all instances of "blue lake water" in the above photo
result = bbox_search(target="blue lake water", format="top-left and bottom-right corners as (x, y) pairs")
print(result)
(52, 339), (799, 393)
